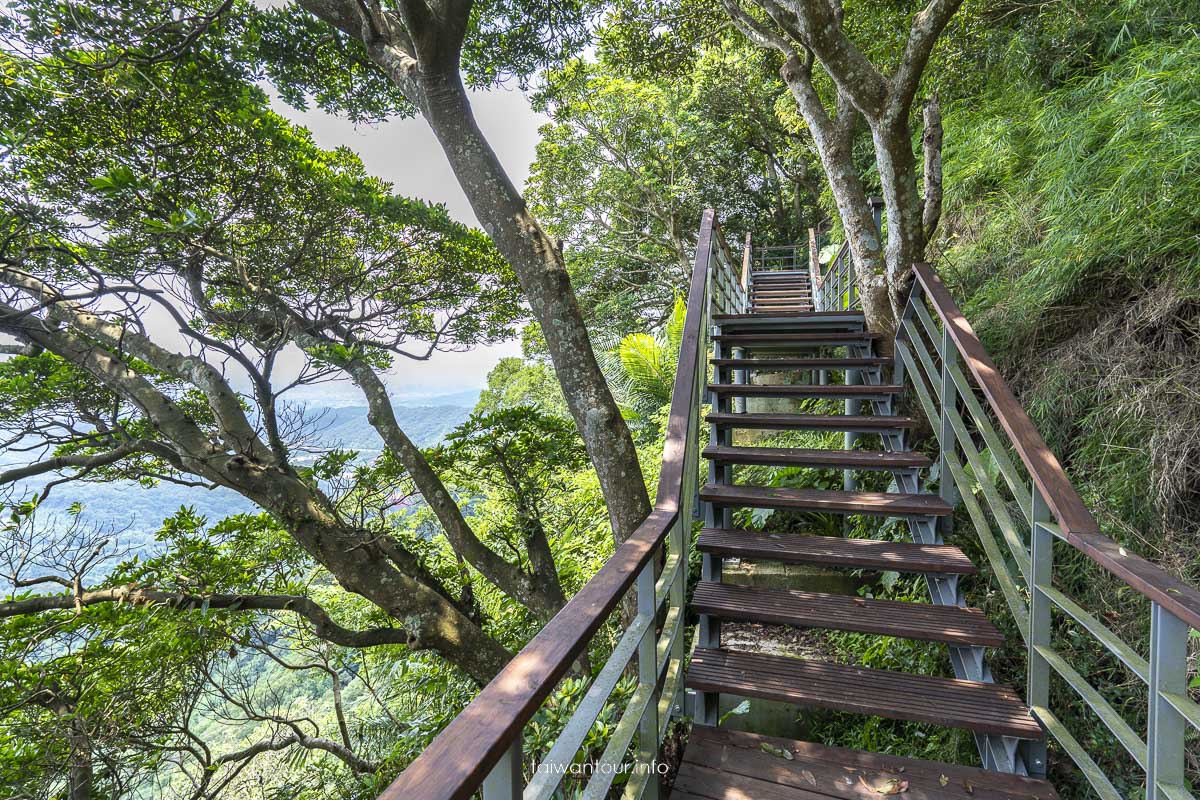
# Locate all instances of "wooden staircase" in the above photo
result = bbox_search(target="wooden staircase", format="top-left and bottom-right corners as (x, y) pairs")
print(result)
(677, 293), (1058, 799)
(748, 267), (815, 313)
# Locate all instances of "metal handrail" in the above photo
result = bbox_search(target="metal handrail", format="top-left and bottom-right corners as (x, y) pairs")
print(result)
(815, 199), (882, 311)
(381, 210), (741, 800)
(897, 262), (1200, 799)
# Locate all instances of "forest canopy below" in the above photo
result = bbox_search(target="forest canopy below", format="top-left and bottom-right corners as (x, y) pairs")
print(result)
(1, 0), (1197, 797)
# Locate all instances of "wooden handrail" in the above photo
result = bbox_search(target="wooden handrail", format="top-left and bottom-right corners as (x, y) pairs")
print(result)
(380, 210), (724, 800)
(911, 262), (1200, 630)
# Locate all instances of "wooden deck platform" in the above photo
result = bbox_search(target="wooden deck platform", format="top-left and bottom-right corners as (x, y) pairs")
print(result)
(673, 727), (1059, 800)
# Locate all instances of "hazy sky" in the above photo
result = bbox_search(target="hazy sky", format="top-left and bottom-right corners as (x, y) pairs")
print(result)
(271, 88), (550, 400)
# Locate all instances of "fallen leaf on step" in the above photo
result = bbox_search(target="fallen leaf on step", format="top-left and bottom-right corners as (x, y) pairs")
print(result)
(760, 743), (794, 760)
(964, 781), (974, 794)
(799, 769), (816, 785)
(859, 776), (909, 794)
(939, 774), (949, 787)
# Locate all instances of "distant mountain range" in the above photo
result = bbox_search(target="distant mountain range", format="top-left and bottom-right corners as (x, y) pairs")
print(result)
(20, 401), (475, 562)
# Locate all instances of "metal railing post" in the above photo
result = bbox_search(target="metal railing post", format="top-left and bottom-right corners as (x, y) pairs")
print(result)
(1026, 488), (1053, 777)
(636, 560), (661, 800)
(482, 737), (522, 800)
(741, 232), (752, 314)
(1146, 602), (1188, 799)
(844, 364), (859, 491)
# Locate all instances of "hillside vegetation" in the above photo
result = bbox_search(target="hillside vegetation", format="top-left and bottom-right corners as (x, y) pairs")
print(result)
(930, 16), (1200, 792)
(2, 0), (1197, 797)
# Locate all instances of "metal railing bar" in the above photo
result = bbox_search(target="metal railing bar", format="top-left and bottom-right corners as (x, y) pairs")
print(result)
(900, 318), (943, 396)
(1156, 784), (1199, 800)
(656, 653), (682, 741)
(1162, 691), (1200, 733)
(945, 360), (1033, 524)
(522, 610), (655, 800)
(911, 263), (1200, 630)
(911, 300), (947, 365)
(894, 343), (1032, 635)
(939, 397), (1033, 583)
(1034, 644), (1148, 768)
(901, 318), (1034, 579)
(654, 552), (681, 607)
(1038, 583), (1151, 682)
(1031, 705), (1124, 800)
(580, 682), (656, 800)
(654, 607), (683, 686)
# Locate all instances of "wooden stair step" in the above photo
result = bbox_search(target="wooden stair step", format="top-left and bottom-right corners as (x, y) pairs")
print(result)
(708, 383), (902, 399)
(751, 271), (809, 278)
(712, 311), (864, 322)
(714, 332), (879, 345)
(752, 301), (814, 306)
(701, 483), (953, 517)
(707, 412), (916, 432)
(686, 648), (1044, 739)
(674, 726), (1059, 800)
(750, 306), (813, 312)
(696, 528), (976, 574)
(712, 357), (887, 368)
(692, 582), (1004, 647)
(703, 445), (929, 470)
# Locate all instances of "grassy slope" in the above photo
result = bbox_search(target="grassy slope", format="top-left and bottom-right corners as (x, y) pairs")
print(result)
(936, 26), (1200, 798)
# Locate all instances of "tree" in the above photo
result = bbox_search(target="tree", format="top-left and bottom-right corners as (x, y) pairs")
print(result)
(527, 43), (822, 337)
(246, 0), (655, 544)
(720, 0), (956, 333)
(0, 508), (392, 798)
(428, 406), (590, 615)
(599, 296), (687, 437)
(0, 39), (569, 685)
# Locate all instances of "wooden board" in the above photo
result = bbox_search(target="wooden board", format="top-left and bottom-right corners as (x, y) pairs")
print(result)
(707, 383), (902, 398)
(686, 648), (1044, 739)
(673, 726), (1059, 800)
(692, 582), (1004, 647)
(706, 412), (916, 432)
(696, 528), (976, 574)
(700, 483), (953, 517)
(711, 357), (888, 368)
(702, 445), (929, 469)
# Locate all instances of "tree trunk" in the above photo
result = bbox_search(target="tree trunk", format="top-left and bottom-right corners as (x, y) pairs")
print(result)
(782, 65), (892, 342)
(417, 68), (651, 545)
(67, 719), (91, 800)
(871, 112), (924, 319)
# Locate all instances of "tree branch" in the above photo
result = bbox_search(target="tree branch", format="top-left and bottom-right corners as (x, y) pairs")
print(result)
(213, 731), (377, 775)
(892, 0), (963, 116)
(0, 586), (418, 650)
(922, 94), (943, 244)
(787, 0), (887, 118)
(0, 441), (148, 486)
